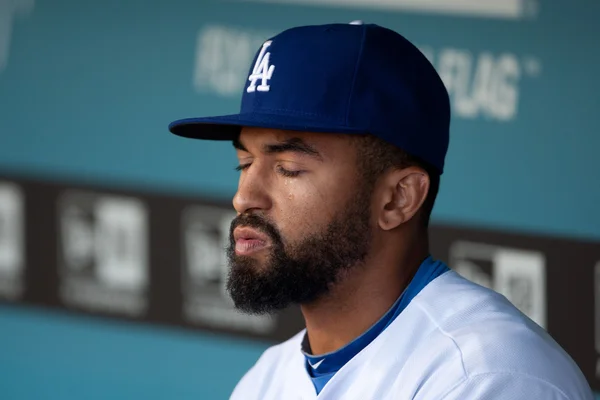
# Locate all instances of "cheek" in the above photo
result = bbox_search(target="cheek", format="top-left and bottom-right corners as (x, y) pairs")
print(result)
(274, 178), (339, 240)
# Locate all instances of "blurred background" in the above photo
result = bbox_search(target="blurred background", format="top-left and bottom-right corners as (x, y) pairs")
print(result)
(0, 0), (599, 398)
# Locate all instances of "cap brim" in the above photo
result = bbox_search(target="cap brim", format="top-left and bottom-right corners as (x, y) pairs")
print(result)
(168, 112), (366, 141)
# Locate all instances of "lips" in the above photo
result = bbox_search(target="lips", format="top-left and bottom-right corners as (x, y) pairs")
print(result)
(233, 226), (271, 256)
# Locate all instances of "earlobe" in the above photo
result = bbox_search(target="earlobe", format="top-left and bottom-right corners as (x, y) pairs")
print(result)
(377, 168), (429, 231)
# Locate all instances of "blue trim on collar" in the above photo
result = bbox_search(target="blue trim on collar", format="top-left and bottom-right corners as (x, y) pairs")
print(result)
(302, 255), (449, 394)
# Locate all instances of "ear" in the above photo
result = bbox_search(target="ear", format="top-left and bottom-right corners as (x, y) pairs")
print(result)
(376, 167), (430, 231)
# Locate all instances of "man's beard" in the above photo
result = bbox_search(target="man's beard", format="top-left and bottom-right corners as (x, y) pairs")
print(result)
(225, 187), (373, 315)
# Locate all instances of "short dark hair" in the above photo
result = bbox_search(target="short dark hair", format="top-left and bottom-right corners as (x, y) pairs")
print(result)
(351, 134), (440, 228)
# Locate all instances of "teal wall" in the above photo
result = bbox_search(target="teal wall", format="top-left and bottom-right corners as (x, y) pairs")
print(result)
(0, 305), (267, 399)
(1, 0), (599, 398)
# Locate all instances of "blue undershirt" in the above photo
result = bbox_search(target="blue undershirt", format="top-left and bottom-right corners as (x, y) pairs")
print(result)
(301, 255), (449, 395)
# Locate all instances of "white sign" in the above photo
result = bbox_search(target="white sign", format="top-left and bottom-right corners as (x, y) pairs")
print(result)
(450, 241), (546, 329)
(430, 49), (531, 122)
(0, 0), (34, 74)
(239, 0), (538, 20)
(181, 204), (277, 335)
(0, 181), (24, 300)
(58, 190), (149, 317)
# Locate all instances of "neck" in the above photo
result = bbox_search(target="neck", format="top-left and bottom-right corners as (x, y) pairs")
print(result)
(300, 236), (428, 355)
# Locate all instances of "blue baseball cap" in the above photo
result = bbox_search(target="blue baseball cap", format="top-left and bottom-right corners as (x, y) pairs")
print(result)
(169, 22), (450, 174)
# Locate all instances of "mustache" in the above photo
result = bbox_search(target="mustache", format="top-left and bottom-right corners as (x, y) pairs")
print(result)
(229, 213), (283, 245)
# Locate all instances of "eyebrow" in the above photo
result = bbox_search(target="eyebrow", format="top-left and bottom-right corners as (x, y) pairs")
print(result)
(233, 136), (323, 160)
(232, 136), (248, 152)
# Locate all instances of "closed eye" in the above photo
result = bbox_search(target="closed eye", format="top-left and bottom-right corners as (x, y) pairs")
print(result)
(235, 163), (303, 177)
(235, 163), (251, 171)
(276, 165), (303, 177)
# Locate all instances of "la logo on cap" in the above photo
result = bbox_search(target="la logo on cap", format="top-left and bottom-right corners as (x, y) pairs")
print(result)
(246, 22), (361, 94)
(247, 40), (275, 93)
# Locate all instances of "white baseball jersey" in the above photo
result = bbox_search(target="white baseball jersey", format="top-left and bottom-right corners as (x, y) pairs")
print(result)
(230, 270), (593, 400)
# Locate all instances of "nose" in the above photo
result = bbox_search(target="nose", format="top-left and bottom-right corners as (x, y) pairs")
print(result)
(232, 164), (272, 215)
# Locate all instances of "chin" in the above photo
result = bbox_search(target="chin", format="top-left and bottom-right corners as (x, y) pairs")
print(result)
(231, 253), (271, 273)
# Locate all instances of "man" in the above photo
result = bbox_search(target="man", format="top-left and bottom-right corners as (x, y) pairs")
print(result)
(169, 22), (593, 399)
